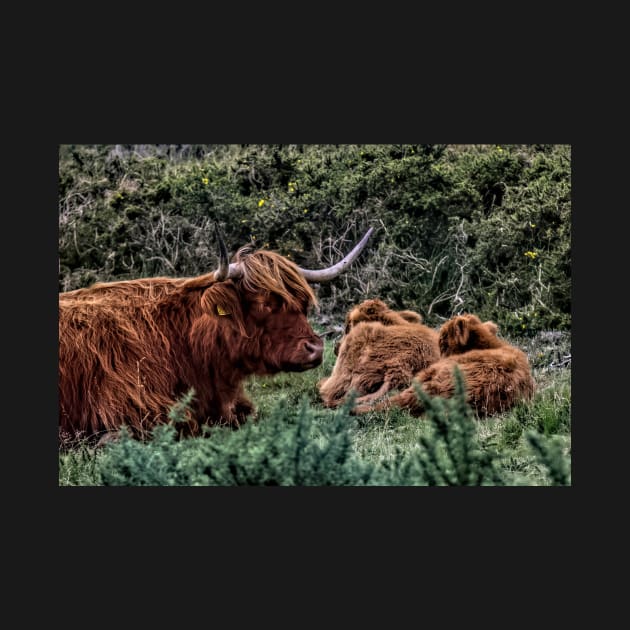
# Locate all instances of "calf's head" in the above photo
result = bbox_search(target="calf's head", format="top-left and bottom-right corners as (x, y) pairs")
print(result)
(334, 298), (424, 355)
(438, 314), (501, 357)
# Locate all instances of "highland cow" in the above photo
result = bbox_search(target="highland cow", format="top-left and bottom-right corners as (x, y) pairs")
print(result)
(353, 313), (535, 417)
(59, 226), (373, 441)
(319, 300), (440, 408)
(333, 298), (425, 356)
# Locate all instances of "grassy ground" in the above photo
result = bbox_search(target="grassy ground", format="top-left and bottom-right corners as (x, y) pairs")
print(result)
(58, 329), (571, 486)
(247, 329), (571, 485)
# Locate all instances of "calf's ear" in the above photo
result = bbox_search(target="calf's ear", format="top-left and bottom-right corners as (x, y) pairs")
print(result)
(484, 321), (498, 335)
(454, 317), (470, 346)
(440, 316), (469, 355)
(344, 313), (353, 334)
(400, 310), (422, 324)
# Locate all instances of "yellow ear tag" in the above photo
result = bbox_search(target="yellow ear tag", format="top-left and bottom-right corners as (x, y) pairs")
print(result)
(216, 305), (230, 316)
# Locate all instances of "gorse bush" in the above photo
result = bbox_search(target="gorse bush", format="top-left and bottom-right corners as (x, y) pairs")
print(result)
(59, 144), (571, 334)
(82, 370), (569, 487)
(97, 396), (376, 486)
(525, 431), (571, 486)
(462, 146), (571, 333)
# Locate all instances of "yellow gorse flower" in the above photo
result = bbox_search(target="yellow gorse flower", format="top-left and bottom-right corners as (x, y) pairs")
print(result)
(201, 177), (209, 185)
(258, 199), (265, 207)
(524, 251), (538, 260)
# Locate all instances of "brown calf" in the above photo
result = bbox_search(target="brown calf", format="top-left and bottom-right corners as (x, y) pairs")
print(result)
(319, 300), (440, 408)
(334, 298), (424, 355)
(354, 313), (535, 417)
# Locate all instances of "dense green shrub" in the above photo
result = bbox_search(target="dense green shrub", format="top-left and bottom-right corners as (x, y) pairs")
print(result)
(460, 145), (571, 333)
(96, 397), (377, 486)
(72, 368), (569, 486)
(526, 431), (571, 486)
(59, 144), (570, 333)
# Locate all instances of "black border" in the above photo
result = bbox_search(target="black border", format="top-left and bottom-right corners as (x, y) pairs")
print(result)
(20, 90), (585, 579)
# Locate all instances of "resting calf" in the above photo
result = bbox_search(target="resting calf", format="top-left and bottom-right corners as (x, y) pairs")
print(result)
(319, 299), (439, 408)
(353, 314), (535, 417)
(334, 298), (425, 355)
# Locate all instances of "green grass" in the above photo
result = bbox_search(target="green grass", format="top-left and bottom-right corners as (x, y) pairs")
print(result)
(58, 438), (104, 486)
(58, 331), (571, 486)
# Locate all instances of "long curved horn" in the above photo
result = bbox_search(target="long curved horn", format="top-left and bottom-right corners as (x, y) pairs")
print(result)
(214, 225), (374, 283)
(213, 222), (231, 281)
(298, 227), (374, 283)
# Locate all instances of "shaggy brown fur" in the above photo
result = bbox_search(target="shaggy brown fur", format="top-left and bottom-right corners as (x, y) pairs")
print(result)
(343, 298), (423, 333)
(353, 314), (535, 417)
(319, 312), (440, 408)
(333, 298), (424, 355)
(59, 245), (323, 441)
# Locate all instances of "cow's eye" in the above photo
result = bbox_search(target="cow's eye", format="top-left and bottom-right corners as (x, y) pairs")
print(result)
(256, 297), (280, 313)
(268, 296), (284, 311)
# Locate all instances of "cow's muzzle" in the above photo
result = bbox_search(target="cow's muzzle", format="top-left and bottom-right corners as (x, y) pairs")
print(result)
(300, 338), (324, 369)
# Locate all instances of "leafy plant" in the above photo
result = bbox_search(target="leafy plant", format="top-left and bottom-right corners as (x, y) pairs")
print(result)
(59, 144), (571, 333)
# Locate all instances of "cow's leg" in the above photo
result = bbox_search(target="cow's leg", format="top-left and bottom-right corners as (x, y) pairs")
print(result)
(318, 375), (352, 407)
(353, 377), (393, 405)
(234, 395), (256, 423)
(349, 369), (384, 398)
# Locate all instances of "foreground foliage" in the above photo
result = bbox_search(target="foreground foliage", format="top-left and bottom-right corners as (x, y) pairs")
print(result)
(59, 364), (570, 486)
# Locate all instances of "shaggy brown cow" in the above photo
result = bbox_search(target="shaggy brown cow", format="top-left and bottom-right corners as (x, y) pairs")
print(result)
(333, 298), (424, 355)
(59, 226), (374, 441)
(353, 313), (535, 417)
(318, 301), (440, 408)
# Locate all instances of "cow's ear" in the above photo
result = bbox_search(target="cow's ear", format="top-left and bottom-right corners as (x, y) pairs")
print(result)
(202, 284), (241, 320)
(203, 284), (232, 312)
